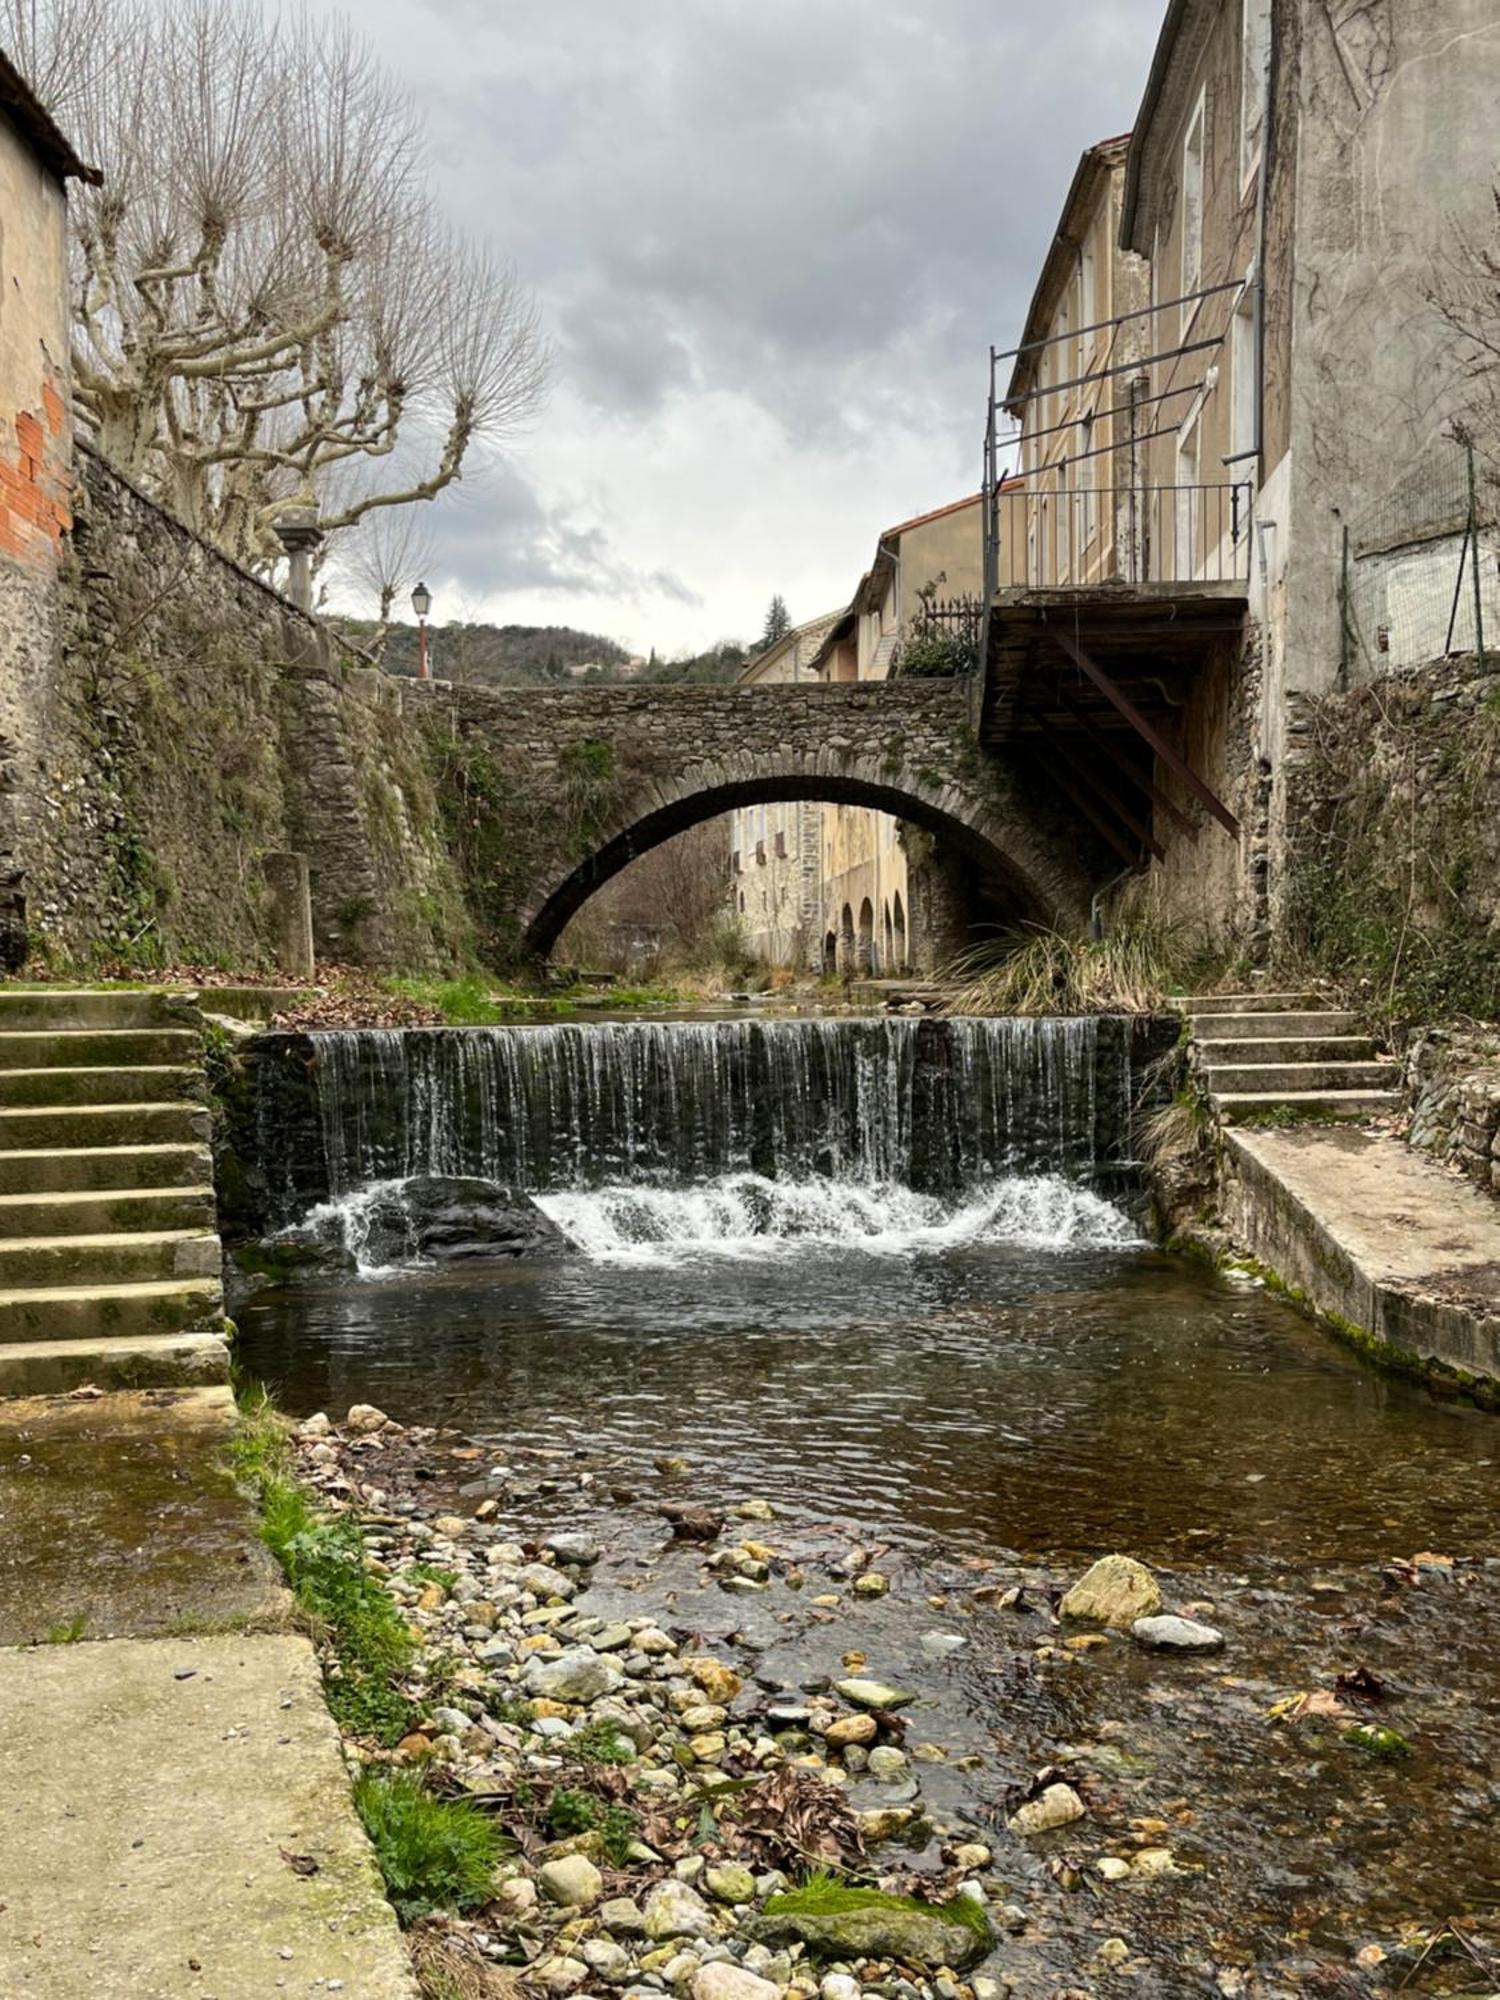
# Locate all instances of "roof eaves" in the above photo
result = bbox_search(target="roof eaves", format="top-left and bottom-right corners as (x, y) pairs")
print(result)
(0, 50), (101, 184)
(1119, 0), (1191, 255)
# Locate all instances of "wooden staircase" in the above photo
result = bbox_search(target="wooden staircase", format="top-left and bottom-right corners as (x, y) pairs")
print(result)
(1181, 992), (1403, 1125)
(0, 991), (229, 1395)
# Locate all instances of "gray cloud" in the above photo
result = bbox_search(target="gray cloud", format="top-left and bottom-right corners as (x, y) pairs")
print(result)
(320, 0), (1167, 643)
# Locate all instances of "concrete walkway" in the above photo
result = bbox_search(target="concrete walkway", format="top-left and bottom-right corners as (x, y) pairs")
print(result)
(0, 1390), (416, 1998)
(1226, 1124), (1500, 1383)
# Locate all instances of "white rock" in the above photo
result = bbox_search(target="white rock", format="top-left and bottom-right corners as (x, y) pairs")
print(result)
(1131, 1614), (1225, 1653)
(297, 1412), (331, 1438)
(344, 1403), (389, 1435)
(524, 1646), (624, 1702)
(1008, 1782), (1085, 1836)
(538, 1855), (603, 1908)
(643, 1878), (716, 1940)
(582, 1937), (633, 1982)
(691, 1966), (781, 2000)
(1059, 1554), (1161, 1628)
(821, 1976), (862, 2000)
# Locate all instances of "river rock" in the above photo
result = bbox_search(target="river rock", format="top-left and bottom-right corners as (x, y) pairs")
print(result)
(1059, 1554), (1162, 1628)
(583, 1937), (633, 1983)
(524, 1646), (624, 1702)
(834, 1677), (913, 1711)
(1008, 1783), (1085, 1836)
(825, 1712), (878, 1747)
(600, 1896), (646, 1934)
(691, 1967), (781, 2000)
(539, 1854), (604, 1908)
(544, 1531), (602, 1565)
(1131, 1613), (1225, 1653)
(643, 1878), (717, 1940)
(705, 1862), (758, 1904)
(683, 1656), (742, 1704)
(362, 1175), (570, 1263)
(868, 1745), (908, 1781)
(344, 1403), (389, 1434)
(754, 1899), (988, 1971)
(520, 1562), (578, 1601)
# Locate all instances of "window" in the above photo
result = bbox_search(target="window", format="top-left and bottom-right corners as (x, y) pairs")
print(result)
(731, 849), (742, 875)
(1176, 412), (1202, 576)
(773, 829), (787, 860)
(1241, 0), (1271, 185)
(1181, 89), (1205, 308)
(1231, 280), (1257, 465)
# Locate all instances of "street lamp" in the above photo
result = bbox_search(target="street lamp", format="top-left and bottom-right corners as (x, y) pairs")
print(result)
(411, 579), (432, 680)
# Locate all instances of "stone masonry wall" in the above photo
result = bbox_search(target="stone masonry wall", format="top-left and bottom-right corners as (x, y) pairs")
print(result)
(23, 448), (471, 973)
(1279, 654), (1499, 1020)
(1405, 1030), (1500, 1200)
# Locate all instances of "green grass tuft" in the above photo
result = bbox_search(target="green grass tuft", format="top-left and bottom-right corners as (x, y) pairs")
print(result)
(44, 1613), (88, 1645)
(568, 1716), (636, 1765)
(353, 1768), (503, 1922)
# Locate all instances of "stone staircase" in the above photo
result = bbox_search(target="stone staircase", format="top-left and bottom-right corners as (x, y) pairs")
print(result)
(1182, 991), (1403, 1125)
(0, 990), (229, 1396)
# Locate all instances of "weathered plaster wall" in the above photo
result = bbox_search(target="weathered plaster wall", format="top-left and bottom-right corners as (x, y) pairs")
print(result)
(1283, 0), (1500, 695)
(0, 113), (74, 967)
(25, 449), (470, 973)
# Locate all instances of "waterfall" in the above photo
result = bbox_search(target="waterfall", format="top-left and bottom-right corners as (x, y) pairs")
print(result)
(298, 1016), (1139, 1199)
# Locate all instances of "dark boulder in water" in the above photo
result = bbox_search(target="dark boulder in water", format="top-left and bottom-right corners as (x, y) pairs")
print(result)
(363, 1176), (571, 1263)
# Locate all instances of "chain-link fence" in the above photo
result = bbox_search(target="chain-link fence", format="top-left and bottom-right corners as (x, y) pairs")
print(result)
(1340, 438), (1499, 682)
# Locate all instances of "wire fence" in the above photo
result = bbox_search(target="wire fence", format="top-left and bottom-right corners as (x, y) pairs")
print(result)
(1340, 437), (1498, 682)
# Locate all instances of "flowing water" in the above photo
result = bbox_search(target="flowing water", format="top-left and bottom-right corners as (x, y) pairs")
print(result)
(235, 1016), (1500, 1992)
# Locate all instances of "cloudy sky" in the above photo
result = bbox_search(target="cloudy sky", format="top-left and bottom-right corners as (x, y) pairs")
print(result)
(329, 0), (1166, 656)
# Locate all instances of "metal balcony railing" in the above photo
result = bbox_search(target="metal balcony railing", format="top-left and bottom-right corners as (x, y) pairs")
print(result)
(985, 478), (1253, 593)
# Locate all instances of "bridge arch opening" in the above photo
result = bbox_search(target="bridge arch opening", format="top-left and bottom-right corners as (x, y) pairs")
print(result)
(523, 767), (1071, 965)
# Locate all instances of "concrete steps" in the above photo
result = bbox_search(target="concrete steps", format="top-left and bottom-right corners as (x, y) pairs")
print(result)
(0, 1143), (214, 1194)
(0, 1064), (203, 1107)
(0, 989), (227, 1395)
(1182, 991), (1403, 1126)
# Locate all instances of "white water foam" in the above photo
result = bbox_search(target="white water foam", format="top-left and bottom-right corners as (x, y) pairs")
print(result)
(535, 1173), (1141, 1266)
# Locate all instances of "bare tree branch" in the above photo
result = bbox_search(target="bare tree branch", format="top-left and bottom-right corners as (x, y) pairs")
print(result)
(7, 0), (548, 570)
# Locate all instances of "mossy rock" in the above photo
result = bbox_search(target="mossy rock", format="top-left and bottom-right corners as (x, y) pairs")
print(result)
(754, 1884), (990, 1970)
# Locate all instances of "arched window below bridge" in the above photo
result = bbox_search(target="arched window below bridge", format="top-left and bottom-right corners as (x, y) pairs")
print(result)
(893, 889), (907, 973)
(857, 898), (874, 976)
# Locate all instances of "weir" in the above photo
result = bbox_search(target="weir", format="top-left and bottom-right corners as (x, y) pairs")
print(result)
(245, 1014), (1173, 1228)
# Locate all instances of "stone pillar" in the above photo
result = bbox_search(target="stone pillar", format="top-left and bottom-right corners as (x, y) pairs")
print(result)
(264, 851), (315, 982)
(907, 848), (974, 975)
(273, 509), (323, 613)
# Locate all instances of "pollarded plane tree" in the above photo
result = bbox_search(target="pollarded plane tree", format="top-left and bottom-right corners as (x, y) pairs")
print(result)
(5, 0), (547, 571)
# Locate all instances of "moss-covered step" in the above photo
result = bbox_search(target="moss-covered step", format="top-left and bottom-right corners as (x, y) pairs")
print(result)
(0, 1144), (213, 1195)
(0, 1231), (222, 1288)
(0, 1186), (216, 1237)
(1216, 1088), (1402, 1124)
(0, 1331), (230, 1394)
(0, 1029), (202, 1070)
(0, 1066), (204, 1108)
(1178, 992), (1324, 1015)
(0, 1103), (211, 1150)
(0, 991), (187, 1031)
(0, 1277), (222, 1344)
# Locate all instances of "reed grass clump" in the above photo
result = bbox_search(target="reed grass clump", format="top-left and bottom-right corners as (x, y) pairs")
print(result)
(944, 918), (1197, 1017)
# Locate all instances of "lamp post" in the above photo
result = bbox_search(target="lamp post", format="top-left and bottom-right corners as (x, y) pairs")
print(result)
(411, 579), (432, 680)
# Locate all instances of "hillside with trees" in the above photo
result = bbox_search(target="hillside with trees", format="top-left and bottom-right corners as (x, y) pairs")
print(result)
(337, 620), (749, 687)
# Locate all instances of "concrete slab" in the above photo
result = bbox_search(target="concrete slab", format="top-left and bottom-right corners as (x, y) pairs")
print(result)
(1226, 1125), (1500, 1384)
(0, 1632), (417, 1998)
(0, 1388), (283, 1643)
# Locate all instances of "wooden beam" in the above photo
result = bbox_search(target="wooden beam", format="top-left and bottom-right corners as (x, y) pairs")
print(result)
(1031, 717), (1167, 861)
(1056, 689), (1199, 840)
(1034, 747), (1143, 869)
(1049, 630), (1241, 838)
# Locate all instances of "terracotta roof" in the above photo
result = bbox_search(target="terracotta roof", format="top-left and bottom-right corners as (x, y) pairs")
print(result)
(880, 491), (983, 541)
(0, 49), (101, 183)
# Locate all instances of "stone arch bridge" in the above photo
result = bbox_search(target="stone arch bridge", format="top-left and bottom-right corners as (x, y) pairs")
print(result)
(406, 679), (1096, 963)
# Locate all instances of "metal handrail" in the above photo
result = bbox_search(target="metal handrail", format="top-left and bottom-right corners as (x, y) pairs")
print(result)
(986, 478), (1254, 591)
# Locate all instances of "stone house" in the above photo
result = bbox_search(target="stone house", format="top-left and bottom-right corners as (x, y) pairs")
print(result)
(981, 0), (1500, 952)
(0, 54), (97, 966)
(728, 612), (842, 967)
(999, 135), (1152, 590)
